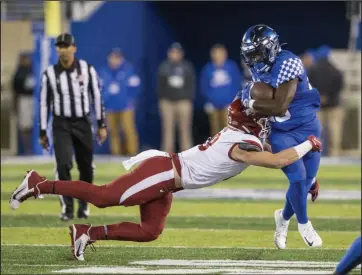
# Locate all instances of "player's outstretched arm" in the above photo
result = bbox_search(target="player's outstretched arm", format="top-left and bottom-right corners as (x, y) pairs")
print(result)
(231, 136), (321, 169)
(262, 142), (272, 152)
(246, 79), (298, 116)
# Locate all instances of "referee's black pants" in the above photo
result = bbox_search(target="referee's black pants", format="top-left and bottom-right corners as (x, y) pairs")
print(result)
(52, 116), (94, 218)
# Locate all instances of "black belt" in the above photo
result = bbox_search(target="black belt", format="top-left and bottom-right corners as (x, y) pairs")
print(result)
(53, 115), (89, 122)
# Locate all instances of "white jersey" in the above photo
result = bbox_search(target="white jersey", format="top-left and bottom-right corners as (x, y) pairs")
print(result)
(178, 127), (263, 189)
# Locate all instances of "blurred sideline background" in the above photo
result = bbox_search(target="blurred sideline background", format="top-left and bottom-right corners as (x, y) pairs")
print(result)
(1, 3), (361, 273)
(1, 1), (361, 160)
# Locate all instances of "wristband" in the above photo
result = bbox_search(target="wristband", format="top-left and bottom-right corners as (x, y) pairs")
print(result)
(293, 140), (312, 159)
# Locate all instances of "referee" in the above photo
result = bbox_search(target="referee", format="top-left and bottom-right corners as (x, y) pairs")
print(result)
(39, 33), (107, 221)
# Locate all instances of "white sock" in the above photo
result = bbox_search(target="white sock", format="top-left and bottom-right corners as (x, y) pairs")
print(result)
(298, 221), (311, 231)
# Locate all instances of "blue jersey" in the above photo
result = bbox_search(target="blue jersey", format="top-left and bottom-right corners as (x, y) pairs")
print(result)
(250, 50), (321, 131)
(200, 60), (242, 109)
(99, 61), (141, 112)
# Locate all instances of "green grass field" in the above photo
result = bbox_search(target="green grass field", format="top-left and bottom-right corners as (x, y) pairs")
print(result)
(1, 162), (361, 274)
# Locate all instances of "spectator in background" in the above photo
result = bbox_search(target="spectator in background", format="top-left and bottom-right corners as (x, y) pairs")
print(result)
(99, 48), (141, 156)
(307, 45), (345, 156)
(1, 62), (5, 92)
(300, 49), (317, 71)
(157, 42), (195, 152)
(12, 52), (35, 154)
(201, 44), (242, 136)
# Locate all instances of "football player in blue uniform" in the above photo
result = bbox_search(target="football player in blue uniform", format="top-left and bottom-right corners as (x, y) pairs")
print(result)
(240, 25), (322, 249)
(334, 236), (361, 275)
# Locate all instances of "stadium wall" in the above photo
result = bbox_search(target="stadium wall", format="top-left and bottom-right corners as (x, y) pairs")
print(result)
(68, 2), (352, 154)
(70, 2), (175, 153)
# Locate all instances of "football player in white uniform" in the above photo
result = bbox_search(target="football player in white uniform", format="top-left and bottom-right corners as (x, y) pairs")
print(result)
(10, 94), (321, 261)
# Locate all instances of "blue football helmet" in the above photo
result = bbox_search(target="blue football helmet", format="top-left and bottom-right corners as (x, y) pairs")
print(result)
(240, 24), (281, 73)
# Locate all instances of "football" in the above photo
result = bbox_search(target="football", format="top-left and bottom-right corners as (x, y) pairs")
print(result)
(251, 82), (275, 100)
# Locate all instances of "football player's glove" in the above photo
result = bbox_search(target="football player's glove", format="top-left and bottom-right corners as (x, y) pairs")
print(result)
(309, 180), (319, 202)
(308, 135), (322, 152)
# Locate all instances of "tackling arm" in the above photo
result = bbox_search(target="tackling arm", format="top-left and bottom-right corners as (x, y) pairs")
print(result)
(231, 136), (321, 169)
(263, 142), (272, 152)
(250, 79), (298, 116)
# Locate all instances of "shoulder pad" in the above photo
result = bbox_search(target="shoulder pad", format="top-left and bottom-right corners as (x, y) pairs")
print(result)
(270, 51), (304, 88)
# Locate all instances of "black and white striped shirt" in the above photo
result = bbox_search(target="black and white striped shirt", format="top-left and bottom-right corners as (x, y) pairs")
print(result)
(39, 58), (105, 136)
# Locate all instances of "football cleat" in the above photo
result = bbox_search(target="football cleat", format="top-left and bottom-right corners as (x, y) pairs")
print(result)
(10, 170), (46, 210)
(274, 209), (290, 249)
(69, 224), (96, 261)
(60, 213), (74, 221)
(298, 221), (323, 248)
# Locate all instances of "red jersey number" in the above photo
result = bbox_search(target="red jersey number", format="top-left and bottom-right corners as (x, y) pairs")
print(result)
(198, 132), (222, 151)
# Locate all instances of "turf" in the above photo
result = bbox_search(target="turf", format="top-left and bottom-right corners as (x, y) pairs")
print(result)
(2, 214), (361, 231)
(1, 162), (360, 274)
(2, 164), (361, 190)
(2, 199), (361, 218)
(0, 246), (354, 275)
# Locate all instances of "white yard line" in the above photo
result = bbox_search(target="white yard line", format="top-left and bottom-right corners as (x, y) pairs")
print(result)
(173, 189), (362, 200)
(47, 267), (339, 274)
(164, 228), (361, 234)
(131, 259), (340, 267)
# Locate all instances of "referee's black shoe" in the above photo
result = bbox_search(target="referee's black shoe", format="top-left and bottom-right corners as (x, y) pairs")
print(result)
(77, 209), (89, 219)
(60, 213), (74, 221)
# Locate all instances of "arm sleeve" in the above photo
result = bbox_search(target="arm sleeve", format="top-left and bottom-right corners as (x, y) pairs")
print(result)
(88, 65), (106, 128)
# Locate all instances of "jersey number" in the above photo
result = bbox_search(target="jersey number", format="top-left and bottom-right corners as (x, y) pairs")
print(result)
(198, 132), (222, 151)
(270, 76), (312, 123)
